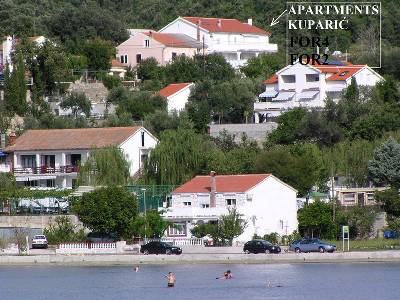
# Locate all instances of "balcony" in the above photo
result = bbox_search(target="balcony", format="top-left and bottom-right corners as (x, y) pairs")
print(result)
(13, 165), (79, 175)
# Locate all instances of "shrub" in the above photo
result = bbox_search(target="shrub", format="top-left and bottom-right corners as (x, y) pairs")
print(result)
(43, 216), (86, 244)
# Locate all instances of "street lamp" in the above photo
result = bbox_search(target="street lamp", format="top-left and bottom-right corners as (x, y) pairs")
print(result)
(141, 188), (147, 243)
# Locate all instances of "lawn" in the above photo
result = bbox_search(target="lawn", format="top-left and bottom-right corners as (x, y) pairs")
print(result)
(327, 238), (400, 251)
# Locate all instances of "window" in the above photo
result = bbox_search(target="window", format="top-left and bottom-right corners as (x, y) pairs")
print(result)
(172, 52), (177, 60)
(24, 180), (38, 187)
(306, 74), (319, 82)
(168, 223), (186, 236)
(201, 204), (209, 208)
(281, 75), (296, 83)
(183, 202), (192, 206)
(141, 132), (145, 147)
(367, 193), (375, 202)
(136, 54), (142, 63)
(21, 155), (36, 169)
(343, 193), (355, 203)
(46, 179), (55, 188)
(145, 40), (150, 47)
(226, 199), (236, 206)
(120, 55), (128, 64)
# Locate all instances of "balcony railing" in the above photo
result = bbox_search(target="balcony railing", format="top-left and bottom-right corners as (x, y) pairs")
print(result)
(13, 165), (79, 175)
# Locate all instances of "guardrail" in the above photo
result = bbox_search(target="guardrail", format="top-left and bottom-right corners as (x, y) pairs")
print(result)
(146, 238), (204, 246)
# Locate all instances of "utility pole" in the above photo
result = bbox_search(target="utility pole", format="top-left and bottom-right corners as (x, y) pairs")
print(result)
(202, 35), (206, 77)
(141, 188), (147, 243)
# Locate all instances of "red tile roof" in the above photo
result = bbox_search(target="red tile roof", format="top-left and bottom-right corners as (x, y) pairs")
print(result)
(183, 17), (269, 35)
(159, 83), (193, 98)
(5, 127), (142, 152)
(111, 59), (125, 68)
(143, 32), (202, 48)
(313, 65), (363, 81)
(172, 174), (271, 193)
(264, 74), (278, 84)
(265, 64), (365, 82)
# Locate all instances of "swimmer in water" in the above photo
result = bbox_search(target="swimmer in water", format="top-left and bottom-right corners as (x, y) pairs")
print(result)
(216, 270), (232, 279)
(166, 272), (176, 287)
(134, 266), (139, 272)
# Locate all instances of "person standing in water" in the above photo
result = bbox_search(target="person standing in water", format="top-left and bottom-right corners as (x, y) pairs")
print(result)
(134, 266), (140, 272)
(166, 272), (176, 287)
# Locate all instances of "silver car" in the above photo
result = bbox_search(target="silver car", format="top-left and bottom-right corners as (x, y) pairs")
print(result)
(289, 238), (336, 253)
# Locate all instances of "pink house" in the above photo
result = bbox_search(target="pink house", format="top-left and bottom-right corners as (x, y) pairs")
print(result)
(116, 32), (204, 67)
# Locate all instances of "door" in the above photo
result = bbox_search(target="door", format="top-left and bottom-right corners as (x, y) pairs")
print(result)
(255, 241), (264, 253)
(300, 239), (311, 252)
(309, 239), (320, 252)
(357, 193), (365, 206)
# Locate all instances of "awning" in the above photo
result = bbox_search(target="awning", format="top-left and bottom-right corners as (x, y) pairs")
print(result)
(326, 86), (344, 92)
(259, 90), (278, 98)
(272, 91), (295, 101)
(298, 90), (319, 100)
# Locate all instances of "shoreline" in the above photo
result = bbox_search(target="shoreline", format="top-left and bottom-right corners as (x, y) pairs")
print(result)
(2, 251), (400, 266)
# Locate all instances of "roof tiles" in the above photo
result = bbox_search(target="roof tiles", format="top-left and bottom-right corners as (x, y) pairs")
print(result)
(172, 174), (271, 193)
(159, 83), (193, 98)
(183, 17), (269, 35)
(5, 127), (141, 152)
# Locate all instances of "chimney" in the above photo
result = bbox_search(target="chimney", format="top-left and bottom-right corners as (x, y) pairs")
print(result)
(247, 18), (253, 26)
(8, 132), (16, 146)
(197, 21), (201, 41)
(217, 19), (222, 28)
(210, 171), (216, 207)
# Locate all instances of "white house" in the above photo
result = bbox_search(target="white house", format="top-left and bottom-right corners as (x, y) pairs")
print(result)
(158, 82), (194, 113)
(254, 61), (384, 121)
(159, 16), (278, 68)
(162, 173), (298, 242)
(2, 126), (158, 189)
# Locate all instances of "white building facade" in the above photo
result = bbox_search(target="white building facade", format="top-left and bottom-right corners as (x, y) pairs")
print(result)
(159, 82), (194, 113)
(162, 173), (298, 242)
(159, 17), (278, 68)
(254, 62), (384, 121)
(2, 127), (158, 189)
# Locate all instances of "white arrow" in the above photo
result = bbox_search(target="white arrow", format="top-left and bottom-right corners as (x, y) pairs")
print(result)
(270, 9), (287, 27)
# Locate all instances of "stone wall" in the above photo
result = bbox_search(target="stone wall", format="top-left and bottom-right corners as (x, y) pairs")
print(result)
(208, 123), (278, 144)
(0, 214), (83, 230)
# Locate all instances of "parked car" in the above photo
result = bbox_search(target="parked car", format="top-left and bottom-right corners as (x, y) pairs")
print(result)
(289, 238), (336, 253)
(243, 239), (281, 254)
(31, 235), (48, 249)
(140, 241), (182, 255)
(86, 232), (119, 243)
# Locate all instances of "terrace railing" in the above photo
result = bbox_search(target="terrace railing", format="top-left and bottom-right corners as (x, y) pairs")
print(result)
(13, 165), (79, 175)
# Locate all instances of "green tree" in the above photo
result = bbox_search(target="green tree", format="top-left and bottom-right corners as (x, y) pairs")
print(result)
(142, 129), (206, 185)
(3, 56), (27, 116)
(78, 146), (131, 186)
(375, 188), (400, 217)
(255, 144), (326, 196)
(240, 52), (285, 79)
(218, 207), (248, 245)
(266, 108), (307, 145)
(131, 210), (171, 238)
(83, 38), (115, 72)
(137, 57), (164, 81)
(72, 186), (138, 239)
(102, 74), (122, 90)
(298, 200), (334, 238)
(60, 92), (91, 117)
(116, 91), (166, 120)
(368, 138), (400, 187)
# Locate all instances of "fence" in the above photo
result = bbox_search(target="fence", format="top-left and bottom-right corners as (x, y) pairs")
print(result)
(57, 242), (119, 254)
(147, 238), (205, 247)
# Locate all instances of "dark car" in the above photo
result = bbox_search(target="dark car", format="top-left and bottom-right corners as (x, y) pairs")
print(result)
(243, 239), (281, 254)
(140, 241), (182, 255)
(289, 238), (336, 253)
(86, 232), (119, 243)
